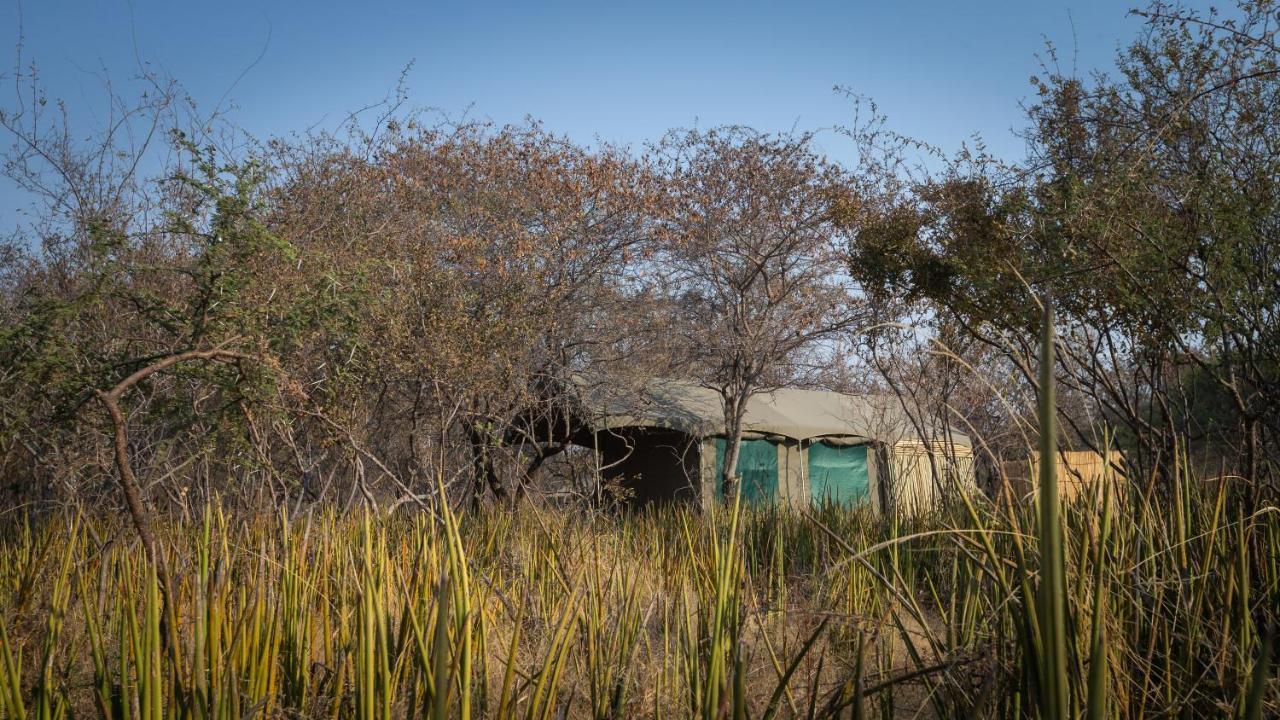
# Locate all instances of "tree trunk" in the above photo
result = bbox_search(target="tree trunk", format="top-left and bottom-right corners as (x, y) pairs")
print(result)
(94, 347), (245, 570)
(465, 421), (506, 503)
(720, 393), (747, 499)
(93, 347), (246, 665)
(96, 390), (163, 570)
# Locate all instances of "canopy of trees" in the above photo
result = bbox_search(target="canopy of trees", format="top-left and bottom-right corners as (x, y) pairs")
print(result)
(845, 1), (1280, 492)
(1, 0), (1276, 516)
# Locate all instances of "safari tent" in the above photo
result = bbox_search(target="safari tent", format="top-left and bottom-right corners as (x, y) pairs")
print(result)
(580, 380), (975, 513)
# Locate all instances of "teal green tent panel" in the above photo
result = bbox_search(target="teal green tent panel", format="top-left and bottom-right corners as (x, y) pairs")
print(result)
(713, 438), (779, 504)
(808, 442), (869, 505)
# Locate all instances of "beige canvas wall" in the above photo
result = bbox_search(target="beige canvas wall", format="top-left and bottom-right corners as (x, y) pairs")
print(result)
(695, 436), (976, 514)
(696, 438), (806, 510)
(778, 441), (806, 509)
(789, 440), (883, 512)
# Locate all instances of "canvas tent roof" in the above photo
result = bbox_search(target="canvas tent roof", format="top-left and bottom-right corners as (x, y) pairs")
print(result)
(580, 379), (970, 447)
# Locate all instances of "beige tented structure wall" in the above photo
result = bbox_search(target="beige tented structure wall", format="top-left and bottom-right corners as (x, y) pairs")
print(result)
(693, 437), (888, 512)
(582, 379), (974, 514)
(694, 437), (811, 509)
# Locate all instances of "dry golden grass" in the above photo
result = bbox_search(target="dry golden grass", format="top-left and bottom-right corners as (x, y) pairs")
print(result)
(0, 470), (1275, 720)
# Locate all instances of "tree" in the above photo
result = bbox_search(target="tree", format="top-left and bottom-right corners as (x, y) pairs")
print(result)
(2, 80), (665, 512)
(844, 0), (1280, 489)
(267, 120), (660, 505)
(654, 127), (867, 497)
(0, 62), (308, 585)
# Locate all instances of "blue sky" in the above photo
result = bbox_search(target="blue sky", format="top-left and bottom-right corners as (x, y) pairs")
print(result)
(2, 0), (1212, 224)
